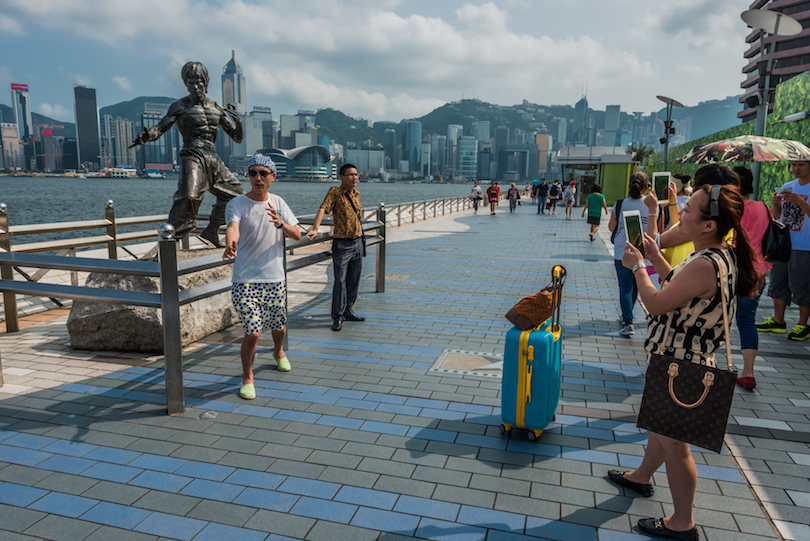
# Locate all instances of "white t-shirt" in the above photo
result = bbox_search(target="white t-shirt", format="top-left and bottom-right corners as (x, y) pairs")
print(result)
(612, 197), (649, 260)
(225, 194), (298, 283)
(779, 178), (810, 251)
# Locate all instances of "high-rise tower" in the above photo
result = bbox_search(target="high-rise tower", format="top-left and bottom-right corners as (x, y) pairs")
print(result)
(73, 86), (101, 171)
(222, 50), (246, 115)
(11, 83), (32, 140)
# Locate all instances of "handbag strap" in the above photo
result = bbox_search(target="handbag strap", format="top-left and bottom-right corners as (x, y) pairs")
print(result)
(342, 190), (365, 240)
(655, 251), (734, 371)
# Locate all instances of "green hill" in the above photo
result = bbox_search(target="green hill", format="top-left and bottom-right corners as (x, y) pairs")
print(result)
(99, 96), (177, 124)
(0, 104), (76, 138)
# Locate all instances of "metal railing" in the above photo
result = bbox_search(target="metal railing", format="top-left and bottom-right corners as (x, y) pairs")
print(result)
(0, 207), (387, 414)
(0, 194), (476, 327)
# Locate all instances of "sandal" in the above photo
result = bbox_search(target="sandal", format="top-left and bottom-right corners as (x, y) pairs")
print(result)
(638, 518), (698, 541)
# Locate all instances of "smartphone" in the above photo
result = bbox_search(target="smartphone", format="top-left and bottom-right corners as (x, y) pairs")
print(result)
(623, 210), (646, 258)
(781, 187), (793, 193)
(652, 172), (671, 202)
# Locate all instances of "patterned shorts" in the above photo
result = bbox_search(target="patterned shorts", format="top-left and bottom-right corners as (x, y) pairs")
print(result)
(231, 282), (287, 334)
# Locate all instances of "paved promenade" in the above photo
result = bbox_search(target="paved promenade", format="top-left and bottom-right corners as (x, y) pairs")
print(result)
(0, 203), (809, 541)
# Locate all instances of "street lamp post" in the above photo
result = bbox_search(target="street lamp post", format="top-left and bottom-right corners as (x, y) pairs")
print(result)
(656, 95), (684, 172)
(741, 8), (802, 199)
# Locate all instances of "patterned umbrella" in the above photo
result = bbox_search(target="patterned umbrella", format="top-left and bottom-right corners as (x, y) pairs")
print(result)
(678, 135), (810, 164)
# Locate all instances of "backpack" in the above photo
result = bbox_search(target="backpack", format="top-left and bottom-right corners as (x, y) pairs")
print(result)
(549, 185), (560, 197)
(610, 198), (624, 244)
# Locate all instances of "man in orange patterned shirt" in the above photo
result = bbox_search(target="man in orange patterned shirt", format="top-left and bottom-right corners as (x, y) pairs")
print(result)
(307, 164), (366, 331)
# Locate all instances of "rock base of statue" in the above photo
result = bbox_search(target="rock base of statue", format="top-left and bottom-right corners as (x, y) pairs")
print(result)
(67, 248), (237, 353)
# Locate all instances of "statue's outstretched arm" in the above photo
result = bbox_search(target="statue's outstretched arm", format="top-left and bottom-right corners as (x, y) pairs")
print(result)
(221, 103), (244, 144)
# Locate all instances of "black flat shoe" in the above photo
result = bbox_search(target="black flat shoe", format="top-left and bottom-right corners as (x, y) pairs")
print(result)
(607, 470), (654, 497)
(638, 518), (699, 541)
(345, 313), (365, 322)
(331, 320), (342, 331)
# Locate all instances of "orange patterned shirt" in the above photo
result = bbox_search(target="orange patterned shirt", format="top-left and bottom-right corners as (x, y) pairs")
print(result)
(319, 186), (362, 238)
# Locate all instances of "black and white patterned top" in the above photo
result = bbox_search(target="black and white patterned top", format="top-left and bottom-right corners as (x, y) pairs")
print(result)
(644, 248), (737, 367)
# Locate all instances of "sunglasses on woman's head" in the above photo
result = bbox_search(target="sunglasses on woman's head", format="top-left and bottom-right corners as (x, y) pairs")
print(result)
(249, 169), (272, 178)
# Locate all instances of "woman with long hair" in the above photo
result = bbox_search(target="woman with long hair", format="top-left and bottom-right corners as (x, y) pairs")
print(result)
(608, 166), (759, 541)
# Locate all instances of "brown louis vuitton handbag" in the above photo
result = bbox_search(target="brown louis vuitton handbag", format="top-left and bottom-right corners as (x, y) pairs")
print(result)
(505, 266), (566, 330)
(636, 260), (737, 453)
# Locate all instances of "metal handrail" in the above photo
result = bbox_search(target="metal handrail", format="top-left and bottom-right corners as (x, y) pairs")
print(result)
(0, 207), (390, 415)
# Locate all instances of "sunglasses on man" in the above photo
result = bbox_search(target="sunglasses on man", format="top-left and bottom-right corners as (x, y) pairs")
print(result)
(249, 169), (273, 178)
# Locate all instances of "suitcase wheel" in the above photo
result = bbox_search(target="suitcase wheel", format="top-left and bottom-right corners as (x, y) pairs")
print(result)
(500, 424), (513, 436)
(527, 429), (543, 442)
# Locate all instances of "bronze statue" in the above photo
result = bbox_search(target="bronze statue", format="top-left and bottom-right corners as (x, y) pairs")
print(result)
(131, 61), (245, 246)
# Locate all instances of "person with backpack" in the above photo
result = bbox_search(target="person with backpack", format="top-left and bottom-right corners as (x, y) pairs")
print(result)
(548, 180), (561, 215)
(537, 179), (549, 214)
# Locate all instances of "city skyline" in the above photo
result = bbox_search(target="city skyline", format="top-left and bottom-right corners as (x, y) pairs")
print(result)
(0, 0), (751, 123)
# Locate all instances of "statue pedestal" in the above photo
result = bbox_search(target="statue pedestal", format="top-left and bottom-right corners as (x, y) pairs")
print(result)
(67, 248), (237, 353)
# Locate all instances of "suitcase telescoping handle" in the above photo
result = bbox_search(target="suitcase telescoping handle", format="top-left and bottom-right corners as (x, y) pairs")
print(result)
(546, 265), (566, 335)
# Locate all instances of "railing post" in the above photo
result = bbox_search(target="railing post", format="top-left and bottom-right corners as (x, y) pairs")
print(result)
(433, 200), (437, 217)
(105, 200), (118, 260)
(157, 223), (185, 415)
(0, 350), (4, 387)
(442, 199), (446, 215)
(397, 205), (402, 227)
(68, 248), (78, 286)
(411, 202), (415, 223)
(422, 201), (426, 221)
(376, 204), (386, 293)
(0, 203), (19, 333)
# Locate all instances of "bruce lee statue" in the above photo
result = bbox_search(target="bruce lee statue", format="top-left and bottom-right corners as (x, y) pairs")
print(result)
(131, 61), (245, 247)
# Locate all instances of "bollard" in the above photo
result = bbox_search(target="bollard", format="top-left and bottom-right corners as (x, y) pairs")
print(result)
(105, 200), (118, 260)
(157, 223), (185, 415)
(0, 203), (18, 333)
(376, 204), (386, 293)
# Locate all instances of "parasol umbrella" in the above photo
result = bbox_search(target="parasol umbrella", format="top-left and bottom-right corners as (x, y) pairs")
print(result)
(678, 135), (810, 164)
(530, 179), (544, 184)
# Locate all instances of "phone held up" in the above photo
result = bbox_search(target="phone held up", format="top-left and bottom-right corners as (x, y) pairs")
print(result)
(622, 210), (645, 259)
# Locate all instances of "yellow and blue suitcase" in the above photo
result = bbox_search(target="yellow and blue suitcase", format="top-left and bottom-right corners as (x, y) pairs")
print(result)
(501, 268), (564, 441)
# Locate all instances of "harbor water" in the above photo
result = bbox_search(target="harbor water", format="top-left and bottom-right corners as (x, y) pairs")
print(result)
(0, 177), (475, 246)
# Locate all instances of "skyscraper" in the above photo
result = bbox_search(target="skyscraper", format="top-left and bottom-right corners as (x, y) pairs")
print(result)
(73, 86), (101, 171)
(573, 96), (588, 144)
(405, 121), (422, 172)
(472, 121), (490, 142)
(100, 114), (114, 168)
(446, 124), (462, 177)
(222, 50), (246, 115)
(604, 105), (621, 147)
(383, 129), (397, 169)
(11, 84), (32, 140)
(458, 136), (478, 180)
(113, 117), (136, 167)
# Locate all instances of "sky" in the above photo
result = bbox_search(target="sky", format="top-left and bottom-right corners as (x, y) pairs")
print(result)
(0, 0), (754, 124)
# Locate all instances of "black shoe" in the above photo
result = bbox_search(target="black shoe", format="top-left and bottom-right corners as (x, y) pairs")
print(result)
(607, 470), (654, 497)
(331, 320), (342, 331)
(638, 518), (699, 541)
(199, 229), (223, 248)
(345, 313), (365, 322)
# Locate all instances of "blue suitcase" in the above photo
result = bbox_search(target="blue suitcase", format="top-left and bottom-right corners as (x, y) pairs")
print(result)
(501, 267), (564, 441)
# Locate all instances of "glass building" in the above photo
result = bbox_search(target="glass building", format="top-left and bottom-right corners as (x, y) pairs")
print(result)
(11, 84), (32, 140)
(458, 136), (478, 180)
(73, 86), (102, 171)
(405, 121), (422, 172)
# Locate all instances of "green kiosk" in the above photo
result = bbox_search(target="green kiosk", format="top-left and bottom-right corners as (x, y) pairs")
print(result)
(557, 146), (638, 207)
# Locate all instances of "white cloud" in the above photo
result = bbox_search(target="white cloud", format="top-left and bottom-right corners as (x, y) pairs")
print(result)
(0, 0), (754, 119)
(38, 103), (71, 120)
(0, 13), (25, 35)
(73, 74), (91, 86)
(112, 76), (132, 90)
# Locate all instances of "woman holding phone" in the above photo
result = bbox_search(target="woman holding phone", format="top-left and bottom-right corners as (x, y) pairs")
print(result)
(608, 172), (651, 337)
(608, 167), (758, 541)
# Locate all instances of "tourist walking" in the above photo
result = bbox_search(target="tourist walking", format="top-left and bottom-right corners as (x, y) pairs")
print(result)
(223, 154), (302, 400)
(131, 61), (245, 247)
(731, 167), (771, 390)
(531, 182), (539, 204)
(537, 179), (548, 214)
(608, 174), (757, 541)
(608, 172), (650, 336)
(563, 181), (576, 219)
(548, 180), (561, 215)
(582, 184), (607, 241)
(507, 183), (521, 213)
(306, 164), (367, 332)
(757, 160), (810, 341)
(471, 181), (482, 215)
(486, 181), (499, 215)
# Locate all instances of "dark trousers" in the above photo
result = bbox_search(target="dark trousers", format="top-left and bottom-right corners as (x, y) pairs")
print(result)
(167, 149), (244, 239)
(332, 238), (363, 321)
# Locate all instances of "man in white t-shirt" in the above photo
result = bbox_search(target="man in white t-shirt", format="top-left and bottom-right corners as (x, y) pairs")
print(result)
(223, 154), (301, 399)
(758, 160), (810, 341)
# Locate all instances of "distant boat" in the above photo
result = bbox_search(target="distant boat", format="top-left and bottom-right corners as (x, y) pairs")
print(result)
(145, 172), (166, 179)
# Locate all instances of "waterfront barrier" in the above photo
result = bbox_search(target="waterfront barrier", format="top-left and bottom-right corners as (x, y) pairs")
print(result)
(0, 208), (387, 413)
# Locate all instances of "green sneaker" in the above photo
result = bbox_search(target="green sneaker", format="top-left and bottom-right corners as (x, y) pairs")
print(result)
(757, 318), (787, 333)
(788, 324), (810, 341)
